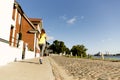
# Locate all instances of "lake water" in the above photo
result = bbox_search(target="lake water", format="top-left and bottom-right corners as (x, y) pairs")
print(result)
(93, 56), (120, 60)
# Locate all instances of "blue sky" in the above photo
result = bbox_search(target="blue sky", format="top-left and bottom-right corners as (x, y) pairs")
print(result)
(17, 0), (120, 54)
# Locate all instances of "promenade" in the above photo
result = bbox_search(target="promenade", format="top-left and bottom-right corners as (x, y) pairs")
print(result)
(0, 57), (55, 80)
(1, 56), (120, 80)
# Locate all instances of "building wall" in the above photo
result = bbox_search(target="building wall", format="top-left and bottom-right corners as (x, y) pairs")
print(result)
(21, 16), (35, 51)
(9, 2), (21, 47)
(13, 8), (20, 47)
(9, 2), (36, 51)
(9, 2), (18, 46)
(0, 41), (22, 66)
(0, 1), (38, 51)
(0, 1), (37, 65)
(0, 0), (14, 41)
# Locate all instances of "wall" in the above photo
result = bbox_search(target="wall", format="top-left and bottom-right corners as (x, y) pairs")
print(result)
(0, 40), (35, 66)
(0, 1), (36, 66)
(0, 0), (14, 41)
(0, 42), (22, 66)
(23, 42), (35, 59)
(21, 16), (35, 51)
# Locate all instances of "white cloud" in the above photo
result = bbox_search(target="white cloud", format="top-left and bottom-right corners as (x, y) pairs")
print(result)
(67, 17), (77, 24)
(47, 30), (51, 33)
(59, 15), (79, 24)
(59, 15), (67, 20)
(47, 36), (54, 41)
(81, 16), (84, 19)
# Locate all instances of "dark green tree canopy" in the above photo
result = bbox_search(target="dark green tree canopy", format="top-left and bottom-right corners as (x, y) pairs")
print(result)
(71, 45), (87, 57)
(49, 40), (88, 57)
(49, 40), (69, 54)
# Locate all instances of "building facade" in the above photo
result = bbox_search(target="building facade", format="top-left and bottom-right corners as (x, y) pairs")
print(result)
(0, 0), (42, 50)
(0, 0), (43, 64)
(0, 0), (15, 42)
(9, 1), (42, 51)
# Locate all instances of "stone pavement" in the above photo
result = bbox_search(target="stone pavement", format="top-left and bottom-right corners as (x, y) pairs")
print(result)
(0, 57), (55, 80)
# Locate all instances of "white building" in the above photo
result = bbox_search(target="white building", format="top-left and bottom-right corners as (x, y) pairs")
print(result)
(0, 0), (15, 41)
(0, 0), (39, 65)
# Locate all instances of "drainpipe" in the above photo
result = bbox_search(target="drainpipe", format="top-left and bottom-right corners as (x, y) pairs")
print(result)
(34, 33), (36, 57)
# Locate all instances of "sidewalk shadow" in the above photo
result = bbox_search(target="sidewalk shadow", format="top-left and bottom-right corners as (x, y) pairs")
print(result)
(18, 60), (39, 65)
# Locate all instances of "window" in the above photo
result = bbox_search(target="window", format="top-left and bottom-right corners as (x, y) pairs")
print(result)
(18, 13), (21, 25)
(12, 6), (16, 20)
(9, 26), (14, 46)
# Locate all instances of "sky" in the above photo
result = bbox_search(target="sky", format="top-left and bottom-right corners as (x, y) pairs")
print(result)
(17, 0), (120, 54)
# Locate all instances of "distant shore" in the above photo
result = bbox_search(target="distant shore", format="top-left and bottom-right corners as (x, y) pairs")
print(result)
(93, 55), (120, 60)
(51, 56), (120, 80)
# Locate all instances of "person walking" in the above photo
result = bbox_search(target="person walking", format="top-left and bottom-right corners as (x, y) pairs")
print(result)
(38, 29), (47, 64)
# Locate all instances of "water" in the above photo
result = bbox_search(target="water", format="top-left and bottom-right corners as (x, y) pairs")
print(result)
(93, 56), (120, 60)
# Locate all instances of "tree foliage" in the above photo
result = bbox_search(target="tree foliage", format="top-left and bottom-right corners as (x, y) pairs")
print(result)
(71, 45), (87, 57)
(49, 40), (87, 57)
(49, 40), (69, 54)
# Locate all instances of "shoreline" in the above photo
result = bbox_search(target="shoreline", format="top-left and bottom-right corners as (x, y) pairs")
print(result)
(92, 55), (120, 61)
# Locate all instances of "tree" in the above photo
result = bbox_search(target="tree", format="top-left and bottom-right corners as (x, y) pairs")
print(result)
(49, 40), (69, 54)
(49, 40), (58, 53)
(71, 45), (87, 57)
(65, 48), (70, 55)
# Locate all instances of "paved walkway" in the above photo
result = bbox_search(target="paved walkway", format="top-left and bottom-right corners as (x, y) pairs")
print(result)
(0, 57), (55, 80)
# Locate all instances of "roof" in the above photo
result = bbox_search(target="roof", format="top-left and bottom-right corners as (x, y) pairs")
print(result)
(29, 18), (42, 23)
(14, 1), (36, 30)
(28, 18), (42, 33)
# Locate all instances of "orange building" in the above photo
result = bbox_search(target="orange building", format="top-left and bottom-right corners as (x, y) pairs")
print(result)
(9, 1), (42, 51)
